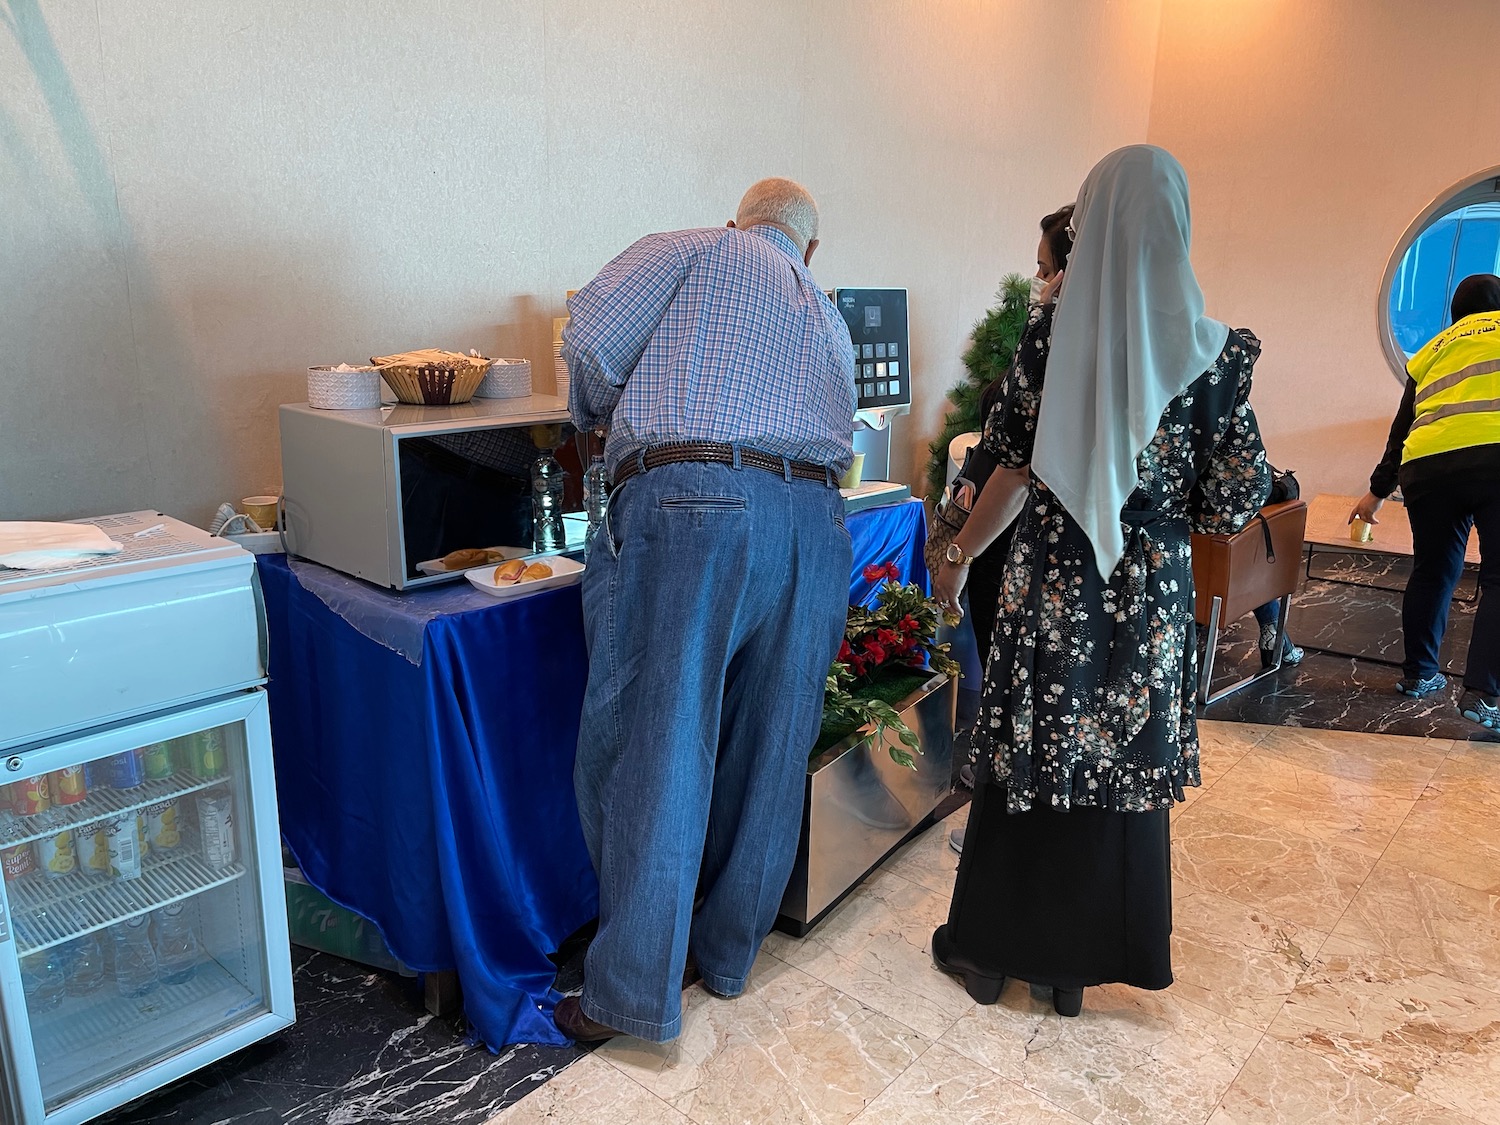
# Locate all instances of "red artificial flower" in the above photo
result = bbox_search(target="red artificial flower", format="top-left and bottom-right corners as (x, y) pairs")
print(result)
(897, 615), (921, 634)
(863, 641), (889, 666)
(902, 633), (922, 652)
(837, 640), (853, 663)
(862, 564), (886, 583)
(876, 628), (901, 649)
(848, 654), (867, 676)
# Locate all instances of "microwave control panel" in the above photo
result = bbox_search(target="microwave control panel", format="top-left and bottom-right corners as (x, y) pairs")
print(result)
(832, 288), (910, 410)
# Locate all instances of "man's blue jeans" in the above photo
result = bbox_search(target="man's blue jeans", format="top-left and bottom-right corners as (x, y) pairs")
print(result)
(574, 460), (851, 1040)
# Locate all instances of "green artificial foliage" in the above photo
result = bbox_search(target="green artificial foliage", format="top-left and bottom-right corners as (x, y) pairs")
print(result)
(923, 273), (1032, 503)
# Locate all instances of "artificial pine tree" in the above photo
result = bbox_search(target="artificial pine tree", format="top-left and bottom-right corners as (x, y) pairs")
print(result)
(923, 273), (1032, 503)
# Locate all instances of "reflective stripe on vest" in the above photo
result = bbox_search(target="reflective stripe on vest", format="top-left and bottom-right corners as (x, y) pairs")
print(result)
(1403, 312), (1500, 464)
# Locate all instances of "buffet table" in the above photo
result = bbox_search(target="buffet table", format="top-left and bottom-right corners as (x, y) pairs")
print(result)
(259, 497), (926, 1049)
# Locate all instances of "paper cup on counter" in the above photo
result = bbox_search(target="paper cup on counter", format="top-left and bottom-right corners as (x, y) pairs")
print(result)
(241, 496), (280, 531)
(1350, 518), (1374, 543)
(839, 453), (867, 490)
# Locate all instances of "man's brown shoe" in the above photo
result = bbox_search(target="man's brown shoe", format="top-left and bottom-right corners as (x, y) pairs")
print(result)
(553, 996), (621, 1043)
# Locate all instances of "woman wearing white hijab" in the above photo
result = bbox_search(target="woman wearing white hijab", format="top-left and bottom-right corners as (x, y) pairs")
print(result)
(930, 146), (1270, 1016)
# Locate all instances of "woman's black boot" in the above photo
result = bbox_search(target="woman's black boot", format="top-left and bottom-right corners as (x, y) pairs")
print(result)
(931, 924), (1006, 1005)
(1052, 987), (1084, 1017)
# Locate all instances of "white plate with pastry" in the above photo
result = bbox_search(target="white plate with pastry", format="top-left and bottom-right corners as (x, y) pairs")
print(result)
(417, 545), (529, 576)
(464, 553), (585, 600)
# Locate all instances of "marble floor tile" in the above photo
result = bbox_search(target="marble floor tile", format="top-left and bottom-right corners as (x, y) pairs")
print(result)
(880, 809), (963, 897)
(1171, 804), (1378, 931)
(849, 1041), (1088, 1125)
(1331, 863), (1500, 996)
(1268, 939), (1500, 1122)
(1253, 727), (1447, 797)
(1195, 750), (1419, 856)
(486, 1053), (689, 1125)
(1169, 882), (1329, 1030)
(940, 981), (1261, 1125)
(1196, 720), (1269, 788)
(598, 953), (927, 1125)
(1207, 1035), (1484, 1125)
(1381, 756), (1500, 895)
(97, 948), (583, 1125)
(762, 869), (973, 1040)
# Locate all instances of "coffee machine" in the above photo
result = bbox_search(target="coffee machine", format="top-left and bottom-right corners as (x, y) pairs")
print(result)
(833, 287), (913, 507)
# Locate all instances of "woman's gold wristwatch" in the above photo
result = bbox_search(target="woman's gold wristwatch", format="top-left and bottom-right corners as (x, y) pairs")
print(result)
(945, 543), (975, 567)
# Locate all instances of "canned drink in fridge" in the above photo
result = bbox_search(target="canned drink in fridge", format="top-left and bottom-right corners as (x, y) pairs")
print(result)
(104, 814), (144, 880)
(2, 843), (36, 882)
(106, 749), (146, 790)
(48, 765), (88, 806)
(34, 829), (77, 878)
(144, 799), (182, 852)
(142, 742), (175, 781)
(197, 788), (236, 870)
(189, 729), (227, 780)
(76, 821), (112, 879)
(9, 774), (51, 817)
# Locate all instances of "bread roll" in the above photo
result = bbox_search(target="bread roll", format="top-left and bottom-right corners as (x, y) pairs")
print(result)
(493, 559), (527, 584)
(520, 562), (554, 582)
(442, 548), (488, 570)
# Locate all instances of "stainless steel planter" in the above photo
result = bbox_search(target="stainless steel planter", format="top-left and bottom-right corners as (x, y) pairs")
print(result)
(776, 672), (956, 935)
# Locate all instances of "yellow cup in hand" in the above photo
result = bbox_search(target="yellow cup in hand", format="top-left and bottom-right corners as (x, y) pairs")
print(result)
(1350, 518), (1374, 543)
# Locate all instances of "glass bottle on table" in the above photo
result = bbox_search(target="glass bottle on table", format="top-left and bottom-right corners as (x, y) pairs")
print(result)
(532, 453), (567, 554)
(582, 434), (609, 560)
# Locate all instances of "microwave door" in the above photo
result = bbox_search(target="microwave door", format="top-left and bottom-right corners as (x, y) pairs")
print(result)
(393, 433), (536, 585)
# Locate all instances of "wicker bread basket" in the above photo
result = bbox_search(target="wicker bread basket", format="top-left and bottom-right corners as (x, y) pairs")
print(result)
(371, 349), (490, 405)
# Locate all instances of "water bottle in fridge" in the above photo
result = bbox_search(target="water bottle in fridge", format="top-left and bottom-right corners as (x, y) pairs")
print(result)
(112, 915), (160, 998)
(20, 950), (65, 1013)
(60, 931), (108, 996)
(153, 900), (202, 985)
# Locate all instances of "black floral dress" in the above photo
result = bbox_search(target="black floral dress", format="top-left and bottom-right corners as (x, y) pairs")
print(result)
(974, 314), (1271, 812)
(943, 311), (1270, 993)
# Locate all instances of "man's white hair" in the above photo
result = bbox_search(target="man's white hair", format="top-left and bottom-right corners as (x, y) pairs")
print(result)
(735, 177), (819, 249)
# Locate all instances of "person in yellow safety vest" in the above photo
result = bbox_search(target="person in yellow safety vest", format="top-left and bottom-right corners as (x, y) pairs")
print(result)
(1351, 273), (1500, 732)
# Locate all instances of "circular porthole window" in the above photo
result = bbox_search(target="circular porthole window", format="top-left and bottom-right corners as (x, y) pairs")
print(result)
(1380, 167), (1500, 381)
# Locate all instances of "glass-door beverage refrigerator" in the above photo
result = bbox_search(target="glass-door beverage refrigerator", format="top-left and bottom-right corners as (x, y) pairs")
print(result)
(0, 512), (293, 1124)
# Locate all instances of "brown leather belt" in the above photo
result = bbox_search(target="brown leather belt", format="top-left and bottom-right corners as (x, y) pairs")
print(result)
(611, 442), (833, 489)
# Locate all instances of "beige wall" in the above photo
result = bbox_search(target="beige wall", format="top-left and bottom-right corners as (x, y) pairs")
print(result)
(1147, 0), (1500, 498)
(1, 0), (1161, 524)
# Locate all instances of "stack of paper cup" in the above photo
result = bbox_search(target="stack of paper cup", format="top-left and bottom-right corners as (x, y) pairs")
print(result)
(553, 317), (570, 401)
(475, 358), (532, 399)
(308, 365), (381, 410)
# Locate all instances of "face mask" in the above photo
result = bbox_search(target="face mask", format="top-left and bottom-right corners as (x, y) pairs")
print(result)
(1028, 275), (1049, 305)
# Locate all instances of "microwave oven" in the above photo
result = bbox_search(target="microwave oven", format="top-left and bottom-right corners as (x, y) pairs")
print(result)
(279, 395), (575, 590)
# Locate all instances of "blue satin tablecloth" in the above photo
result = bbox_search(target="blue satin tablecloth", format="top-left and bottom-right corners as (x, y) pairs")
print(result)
(259, 498), (925, 1049)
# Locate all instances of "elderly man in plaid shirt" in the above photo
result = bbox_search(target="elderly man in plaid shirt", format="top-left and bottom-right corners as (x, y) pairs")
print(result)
(556, 178), (856, 1042)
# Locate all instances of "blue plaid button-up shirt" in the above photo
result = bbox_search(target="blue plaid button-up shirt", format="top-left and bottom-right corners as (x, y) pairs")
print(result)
(563, 224), (857, 479)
